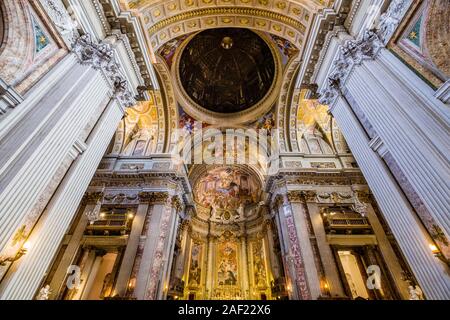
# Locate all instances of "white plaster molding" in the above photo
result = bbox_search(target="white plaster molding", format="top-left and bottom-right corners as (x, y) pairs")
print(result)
(378, 0), (413, 45)
(72, 34), (136, 108)
(319, 29), (383, 105)
(39, 0), (80, 48)
(368, 135), (388, 158)
(0, 78), (23, 115)
(434, 79), (450, 105)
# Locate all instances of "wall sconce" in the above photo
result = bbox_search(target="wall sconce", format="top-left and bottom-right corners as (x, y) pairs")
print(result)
(0, 241), (31, 266)
(429, 243), (450, 266)
(429, 244), (439, 254)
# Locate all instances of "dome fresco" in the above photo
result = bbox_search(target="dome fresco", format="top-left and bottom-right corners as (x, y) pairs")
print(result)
(179, 28), (276, 114)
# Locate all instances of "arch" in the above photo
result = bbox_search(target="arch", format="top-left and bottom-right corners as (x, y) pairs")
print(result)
(0, 0), (67, 93)
(131, 0), (320, 50)
(0, 0), (33, 86)
(173, 124), (277, 177)
(154, 55), (179, 153)
(125, 0), (331, 54)
(0, 3), (5, 51)
(275, 58), (300, 153)
(188, 163), (266, 195)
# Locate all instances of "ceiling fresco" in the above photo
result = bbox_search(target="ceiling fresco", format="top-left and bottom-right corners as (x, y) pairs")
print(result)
(194, 166), (261, 222)
(179, 28), (276, 114)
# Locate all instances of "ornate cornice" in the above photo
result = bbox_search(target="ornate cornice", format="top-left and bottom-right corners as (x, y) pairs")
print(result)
(72, 34), (136, 108)
(287, 190), (317, 203)
(147, 7), (306, 36)
(83, 191), (104, 204)
(138, 191), (169, 204)
(171, 196), (183, 212)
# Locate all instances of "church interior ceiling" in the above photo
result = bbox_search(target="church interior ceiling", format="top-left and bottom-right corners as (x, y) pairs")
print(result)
(179, 28), (276, 114)
(103, 0), (351, 161)
(112, 93), (161, 156)
(193, 166), (261, 224)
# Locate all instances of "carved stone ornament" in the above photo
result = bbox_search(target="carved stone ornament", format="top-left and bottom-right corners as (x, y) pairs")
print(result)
(138, 191), (169, 204)
(287, 190), (317, 203)
(72, 34), (136, 108)
(319, 29), (383, 105)
(351, 193), (368, 217)
(36, 285), (52, 300)
(378, 0), (413, 45)
(40, 0), (79, 45)
(83, 191), (104, 204)
(319, 0), (412, 106)
(171, 196), (183, 212)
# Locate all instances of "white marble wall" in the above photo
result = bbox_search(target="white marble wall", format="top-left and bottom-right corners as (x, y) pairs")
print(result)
(312, 0), (450, 299)
(0, 0), (151, 299)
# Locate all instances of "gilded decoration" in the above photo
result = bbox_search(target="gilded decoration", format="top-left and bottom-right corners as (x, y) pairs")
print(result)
(138, 191), (170, 203)
(194, 166), (261, 223)
(216, 239), (239, 287)
(145, 7), (308, 51)
(287, 190), (317, 203)
(116, 95), (160, 156)
(188, 241), (203, 288)
(83, 191), (104, 204)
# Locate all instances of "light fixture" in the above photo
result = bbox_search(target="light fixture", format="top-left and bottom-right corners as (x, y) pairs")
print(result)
(429, 243), (439, 254)
(221, 36), (233, 50)
(128, 213), (135, 219)
(429, 243), (450, 266)
(0, 241), (31, 266)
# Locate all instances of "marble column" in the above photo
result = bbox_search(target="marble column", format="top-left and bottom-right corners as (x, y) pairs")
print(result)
(80, 254), (103, 300)
(0, 55), (104, 256)
(288, 196), (321, 299)
(331, 94), (450, 299)
(240, 235), (250, 299)
(132, 194), (179, 300)
(307, 202), (345, 298)
(273, 196), (311, 300)
(72, 249), (96, 300)
(205, 235), (215, 299)
(263, 218), (281, 280)
(47, 200), (95, 299)
(113, 202), (149, 297)
(347, 52), (450, 244)
(174, 222), (189, 280)
(159, 211), (180, 300)
(0, 95), (124, 300)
